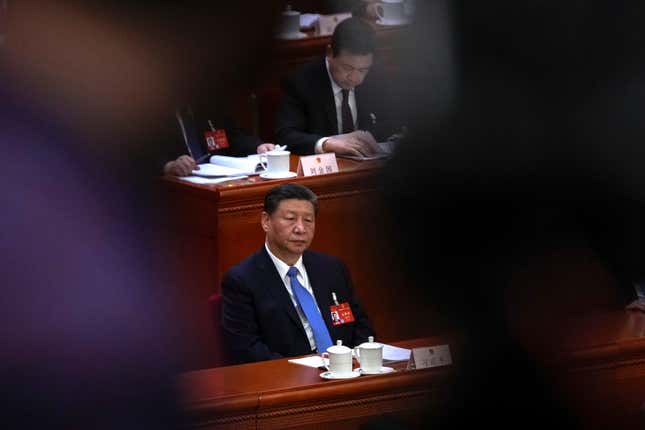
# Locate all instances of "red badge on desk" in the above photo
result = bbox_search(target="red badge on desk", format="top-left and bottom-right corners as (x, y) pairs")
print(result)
(329, 302), (355, 326)
(204, 129), (229, 151)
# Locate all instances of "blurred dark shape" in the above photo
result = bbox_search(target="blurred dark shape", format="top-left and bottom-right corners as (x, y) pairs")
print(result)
(382, 0), (645, 427)
(1, 1), (277, 428)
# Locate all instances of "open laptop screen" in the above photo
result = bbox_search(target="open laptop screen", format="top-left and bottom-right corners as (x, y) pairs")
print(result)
(176, 106), (208, 162)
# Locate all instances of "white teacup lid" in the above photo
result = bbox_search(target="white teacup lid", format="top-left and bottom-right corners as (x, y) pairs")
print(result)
(327, 340), (351, 354)
(358, 336), (383, 350)
(267, 149), (290, 155)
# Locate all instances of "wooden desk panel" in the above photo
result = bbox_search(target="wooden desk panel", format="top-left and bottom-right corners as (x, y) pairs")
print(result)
(177, 337), (453, 430)
(541, 311), (645, 429)
(178, 314), (645, 429)
(160, 157), (433, 370)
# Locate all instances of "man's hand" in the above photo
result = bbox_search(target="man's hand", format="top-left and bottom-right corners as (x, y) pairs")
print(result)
(256, 143), (275, 154)
(626, 298), (645, 312)
(323, 130), (379, 157)
(163, 155), (198, 176)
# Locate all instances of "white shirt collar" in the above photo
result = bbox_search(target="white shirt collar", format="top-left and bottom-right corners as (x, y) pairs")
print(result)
(264, 243), (305, 280)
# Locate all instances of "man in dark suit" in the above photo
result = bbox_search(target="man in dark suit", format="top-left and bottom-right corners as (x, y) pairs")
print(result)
(275, 17), (401, 157)
(221, 183), (374, 363)
(162, 104), (274, 176)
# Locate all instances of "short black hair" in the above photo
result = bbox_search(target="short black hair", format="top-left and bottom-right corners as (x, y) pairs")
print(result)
(264, 183), (319, 215)
(331, 17), (375, 57)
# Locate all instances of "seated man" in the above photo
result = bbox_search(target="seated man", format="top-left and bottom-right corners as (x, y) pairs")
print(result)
(221, 183), (374, 363)
(275, 17), (403, 157)
(163, 104), (274, 176)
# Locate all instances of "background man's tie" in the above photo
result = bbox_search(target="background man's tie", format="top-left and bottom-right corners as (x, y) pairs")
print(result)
(287, 266), (333, 352)
(341, 89), (355, 134)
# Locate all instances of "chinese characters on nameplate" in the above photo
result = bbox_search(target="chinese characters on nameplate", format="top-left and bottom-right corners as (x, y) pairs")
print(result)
(297, 153), (339, 177)
(406, 344), (452, 370)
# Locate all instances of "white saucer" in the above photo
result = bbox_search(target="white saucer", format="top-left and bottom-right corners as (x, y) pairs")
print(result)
(376, 18), (410, 26)
(260, 171), (297, 180)
(320, 370), (361, 380)
(357, 366), (395, 375)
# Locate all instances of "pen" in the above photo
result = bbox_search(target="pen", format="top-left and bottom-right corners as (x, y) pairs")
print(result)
(195, 153), (211, 164)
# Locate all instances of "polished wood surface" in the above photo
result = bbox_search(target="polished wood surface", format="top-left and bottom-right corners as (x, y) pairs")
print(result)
(160, 156), (434, 370)
(178, 316), (645, 429)
(177, 337), (455, 430)
(544, 311), (645, 429)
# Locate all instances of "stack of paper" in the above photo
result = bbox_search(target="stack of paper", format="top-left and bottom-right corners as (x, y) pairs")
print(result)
(209, 154), (265, 175)
(190, 163), (249, 178)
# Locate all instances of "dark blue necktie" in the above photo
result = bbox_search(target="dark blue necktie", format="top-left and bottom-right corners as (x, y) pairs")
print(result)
(287, 266), (333, 352)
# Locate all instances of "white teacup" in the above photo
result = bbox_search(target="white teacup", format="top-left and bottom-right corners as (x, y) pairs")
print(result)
(354, 336), (383, 374)
(377, 0), (405, 23)
(260, 150), (290, 174)
(322, 340), (353, 377)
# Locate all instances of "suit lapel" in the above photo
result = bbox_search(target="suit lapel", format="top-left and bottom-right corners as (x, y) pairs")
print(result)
(256, 247), (307, 338)
(318, 59), (339, 135)
(355, 85), (371, 133)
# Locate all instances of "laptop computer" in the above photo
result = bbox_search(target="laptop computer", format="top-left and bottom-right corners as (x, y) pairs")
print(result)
(176, 105), (211, 164)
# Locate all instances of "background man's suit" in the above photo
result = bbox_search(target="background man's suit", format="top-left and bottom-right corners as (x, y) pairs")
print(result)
(275, 58), (400, 154)
(221, 246), (374, 364)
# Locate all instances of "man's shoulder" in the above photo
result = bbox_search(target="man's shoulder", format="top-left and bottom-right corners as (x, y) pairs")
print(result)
(303, 249), (344, 268)
(287, 57), (327, 83)
(225, 248), (267, 278)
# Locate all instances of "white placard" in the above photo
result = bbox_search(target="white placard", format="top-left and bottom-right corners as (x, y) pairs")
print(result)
(407, 344), (452, 370)
(297, 153), (339, 177)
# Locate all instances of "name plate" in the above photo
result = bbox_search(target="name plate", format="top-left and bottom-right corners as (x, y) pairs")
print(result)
(407, 344), (452, 370)
(297, 153), (339, 177)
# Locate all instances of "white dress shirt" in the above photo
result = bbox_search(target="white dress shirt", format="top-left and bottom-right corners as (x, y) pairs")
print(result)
(265, 243), (321, 351)
(314, 58), (358, 153)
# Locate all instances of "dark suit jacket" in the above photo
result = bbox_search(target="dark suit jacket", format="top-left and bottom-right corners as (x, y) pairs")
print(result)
(157, 104), (262, 172)
(275, 58), (401, 154)
(221, 246), (374, 363)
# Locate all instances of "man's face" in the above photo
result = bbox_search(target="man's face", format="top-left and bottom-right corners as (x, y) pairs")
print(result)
(327, 49), (373, 90)
(262, 199), (316, 262)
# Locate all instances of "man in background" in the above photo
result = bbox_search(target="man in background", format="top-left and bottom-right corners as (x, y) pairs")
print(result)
(275, 16), (403, 157)
(163, 104), (274, 177)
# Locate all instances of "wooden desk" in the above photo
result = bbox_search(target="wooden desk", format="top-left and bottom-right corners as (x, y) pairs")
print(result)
(160, 156), (434, 370)
(177, 337), (454, 430)
(177, 313), (645, 429)
(536, 311), (645, 428)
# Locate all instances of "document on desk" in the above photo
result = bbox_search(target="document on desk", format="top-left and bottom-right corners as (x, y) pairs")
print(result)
(289, 355), (327, 368)
(179, 175), (247, 184)
(209, 154), (265, 175)
(338, 142), (394, 161)
(190, 163), (249, 177)
(339, 152), (390, 161)
(382, 344), (411, 362)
